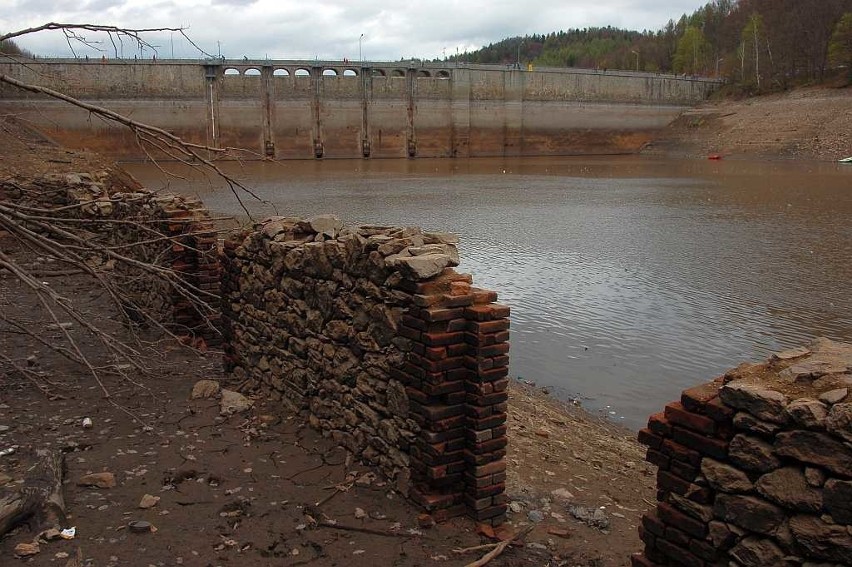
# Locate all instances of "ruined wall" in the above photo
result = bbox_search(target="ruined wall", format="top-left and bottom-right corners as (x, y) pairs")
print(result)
(0, 170), (219, 344)
(634, 338), (852, 567)
(220, 216), (510, 524)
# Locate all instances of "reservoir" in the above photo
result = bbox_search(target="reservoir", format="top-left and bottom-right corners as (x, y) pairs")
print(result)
(126, 156), (852, 428)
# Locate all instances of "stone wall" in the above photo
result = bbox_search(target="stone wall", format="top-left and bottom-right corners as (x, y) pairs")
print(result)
(633, 338), (852, 566)
(220, 216), (510, 524)
(0, 170), (220, 344)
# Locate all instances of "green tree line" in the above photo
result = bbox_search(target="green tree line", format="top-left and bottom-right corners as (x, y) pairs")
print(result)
(451, 0), (852, 89)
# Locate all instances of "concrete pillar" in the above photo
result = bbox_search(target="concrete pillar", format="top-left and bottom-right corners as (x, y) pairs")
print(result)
(360, 67), (371, 158)
(311, 65), (323, 158)
(503, 69), (524, 157)
(450, 68), (471, 158)
(261, 65), (275, 157)
(406, 69), (417, 158)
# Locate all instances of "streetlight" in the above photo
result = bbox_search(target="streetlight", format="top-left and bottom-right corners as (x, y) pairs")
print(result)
(359, 33), (365, 63)
(631, 49), (639, 72)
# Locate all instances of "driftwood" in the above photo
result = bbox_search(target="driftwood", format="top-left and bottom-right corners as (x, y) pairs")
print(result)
(461, 525), (535, 567)
(0, 449), (66, 537)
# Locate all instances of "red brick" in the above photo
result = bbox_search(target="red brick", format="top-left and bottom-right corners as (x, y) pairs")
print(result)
(401, 314), (427, 331)
(630, 553), (661, 567)
(423, 332), (465, 347)
(478, 343), (510, 357)
(671, 426), (728, 460)
(655, 539), (703, 567)
(468, 413), (507, 430)
(470, 288), (498, 304)
(665, 402), (716, 435)
(664, 526), (691, 548)
(681, 381), (721, 413)
(424, 347), (448, 361)
(464, 305), (495, 321)
(466, 391), (509, 406)
(647, 412), (672, 437)
(645, 448), (670, 470)
(662, 439), (702, 467)
(638, 428), (663, 449)
(705, 395), (735, 423)
(657, 502), (707, 539)
(669, 459), (698, 482)
(418, 307), (465, 322)
(470, 504), (507, 521)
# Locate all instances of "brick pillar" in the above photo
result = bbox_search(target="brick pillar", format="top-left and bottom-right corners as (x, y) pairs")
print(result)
(397, 271), (473, 522)
(463, 288), (510, 525)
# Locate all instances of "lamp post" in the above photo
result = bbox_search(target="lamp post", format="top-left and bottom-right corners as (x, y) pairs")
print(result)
(359, 33), (365, 63)
(631, 49), (639, 72)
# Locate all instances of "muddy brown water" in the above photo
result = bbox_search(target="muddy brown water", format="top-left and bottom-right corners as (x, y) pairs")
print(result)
(124, 156), (852, 429)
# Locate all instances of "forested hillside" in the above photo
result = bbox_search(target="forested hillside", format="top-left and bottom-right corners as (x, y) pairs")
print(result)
(453, 0), (852, 89)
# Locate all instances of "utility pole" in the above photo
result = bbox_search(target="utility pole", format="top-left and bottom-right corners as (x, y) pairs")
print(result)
(631, 49), (639, 72)
(359, 33), (365, 63)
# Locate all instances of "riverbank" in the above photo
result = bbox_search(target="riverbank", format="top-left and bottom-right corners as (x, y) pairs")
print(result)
(644, 86), (851, 161)
(0, 116), (654, 565)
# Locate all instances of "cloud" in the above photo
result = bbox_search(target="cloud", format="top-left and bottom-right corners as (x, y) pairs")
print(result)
(2, 0), (709, 60)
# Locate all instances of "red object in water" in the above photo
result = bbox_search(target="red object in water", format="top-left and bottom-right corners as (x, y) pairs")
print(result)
(708, 154), (723, 160)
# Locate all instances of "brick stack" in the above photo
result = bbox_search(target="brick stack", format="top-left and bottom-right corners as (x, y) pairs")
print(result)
(634, 338), (852, 567)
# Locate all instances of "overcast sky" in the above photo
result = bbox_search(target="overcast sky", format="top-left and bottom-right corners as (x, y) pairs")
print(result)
(4, 0), (708, 61)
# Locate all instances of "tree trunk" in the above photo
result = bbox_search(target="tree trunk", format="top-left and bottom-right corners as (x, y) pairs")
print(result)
(0, 449), (66, 537)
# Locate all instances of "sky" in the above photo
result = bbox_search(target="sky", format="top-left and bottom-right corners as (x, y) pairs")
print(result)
(3, 0), (709, 62)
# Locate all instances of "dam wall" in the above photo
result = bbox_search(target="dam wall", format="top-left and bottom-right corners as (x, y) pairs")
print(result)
(0, 59), (721, 159)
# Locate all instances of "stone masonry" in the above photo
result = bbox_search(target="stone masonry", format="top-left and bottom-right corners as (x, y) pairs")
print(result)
(220, 215), (509, 524)
(634, 338), (852, 566)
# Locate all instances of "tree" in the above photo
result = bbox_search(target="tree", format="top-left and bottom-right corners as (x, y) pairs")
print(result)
(740, 13), (767, 87)
(674, 26), (709, 74)
(829, 12), (852, 79)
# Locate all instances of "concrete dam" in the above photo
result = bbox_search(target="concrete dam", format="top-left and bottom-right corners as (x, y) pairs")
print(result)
(0, 59), (721, 160)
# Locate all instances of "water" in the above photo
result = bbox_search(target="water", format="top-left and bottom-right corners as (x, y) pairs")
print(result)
(125, 156), (852, 429)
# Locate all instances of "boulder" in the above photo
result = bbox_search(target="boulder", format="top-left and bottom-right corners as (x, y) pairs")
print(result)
(191, 379), (221, 400)
(387, 253), (451, 280)
(819, 388), (848, 405)
(826, 403), (852, 443)
(785, 398), (828, 429)
(729, 536), (787, 567)
(220, 389), (253, 415)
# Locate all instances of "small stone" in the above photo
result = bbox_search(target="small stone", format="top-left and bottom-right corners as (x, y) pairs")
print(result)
(713, 494), (785, 535)
(547, 527), (571, 538)
(824, 479), (852, 524)
(528, 509), (545, 523)
(78, 471), (116, 489)
(354, 507), (366, 519)
(820, 388), (848, 405)
(138, 494), (160, 509)
(733, 412), (781, 436)
(772, 346), (811, 361)
(219, 389), (253, 415)
(386, 253), (450, 280)
(534, 428), (550, 438)
(804, 467), (827, 487)
(550, 488), (574, 502)
(416, 513), (435, 528)
(729, 536), (786, 567)
(191, 380), (221, 400)
(307, 214), (344, 237)
(729, 434), (780, 473)
(509, 501), (523, 513)
(14, 542), (40, 557)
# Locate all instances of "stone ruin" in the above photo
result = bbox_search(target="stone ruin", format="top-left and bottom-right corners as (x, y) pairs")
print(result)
(634, 338), (852, 566)
(220, 215), (510, 524)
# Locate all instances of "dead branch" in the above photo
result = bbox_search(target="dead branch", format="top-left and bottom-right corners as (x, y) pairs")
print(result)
(317, 520), (415, 538)
(463, 525), (534, 567)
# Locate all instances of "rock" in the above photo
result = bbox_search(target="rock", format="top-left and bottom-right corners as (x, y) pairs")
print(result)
(774, 431), (852, 477)
(720, 381), (788, 424)
(729, 536), (787, 567)
(191, 379), (221, 400)
(385, 380), (409, 418)
(534, 428), (550, 438)
(547, 527), (571, 538)
(708, 520), (743, 550)
(733, 412), (781, 436)
(772, 346), (811, 361)
(785, 398), (828, 429)
(509, 501), (523, 513)
(667, 492), (714, 523)
(729, 434), (781, 473)
(550, 488), (574, 502)
(528, 509), (545, 523)
(826, 403), (852, 443)
(823, 479), (852, 524)
(713, 494), (785, 535)
(804, 467), (827, 487)
(354, 507), (366, 519)
(567, 505), (609, 530)
(14, 542), (40, 557)
(78, 471), (117, 489)
(789, 515), (852, 563)
(220, 389), (253, 415)
(819, 388), (848, 405)
(755, 467), (822, 512)
(416, 513), (435, 528)
(138, 494), (160, 509)
(307, 215), (344, 237)
(701, 457), (754, 493)
(386, 253), (450, 280)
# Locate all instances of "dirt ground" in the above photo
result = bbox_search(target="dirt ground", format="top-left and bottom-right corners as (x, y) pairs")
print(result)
(644, 86), (852, 161)
(0, 117), (655, 566)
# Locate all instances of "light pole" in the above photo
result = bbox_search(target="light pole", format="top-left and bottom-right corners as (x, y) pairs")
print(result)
(631, 49), (639, 72)
(359, 33), (364, 63)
